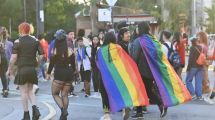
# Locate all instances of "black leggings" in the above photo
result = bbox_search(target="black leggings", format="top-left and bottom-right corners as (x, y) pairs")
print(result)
(92, 67), (99, 92)
(0, 72), (8, 91)
(99, 73), (110, 113)
(52, 80), (72, 111)
(136, 76), (162, 113)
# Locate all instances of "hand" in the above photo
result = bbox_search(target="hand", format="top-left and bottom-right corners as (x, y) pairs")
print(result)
(46, 74), (51, 80)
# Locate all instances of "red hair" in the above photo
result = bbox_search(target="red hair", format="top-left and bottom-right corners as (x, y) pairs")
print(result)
(18, 22), (31, 35)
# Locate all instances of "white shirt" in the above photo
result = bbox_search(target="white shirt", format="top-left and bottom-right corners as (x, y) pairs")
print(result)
(162, 41), (172, 57)
(77, 46), (91, 71)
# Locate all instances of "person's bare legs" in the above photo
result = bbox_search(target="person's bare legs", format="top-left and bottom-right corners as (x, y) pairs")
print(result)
(19, 84), (29, 112)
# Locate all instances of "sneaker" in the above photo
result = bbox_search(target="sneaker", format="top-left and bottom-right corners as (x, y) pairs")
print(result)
(122, 108), (130, 120)
(131, 113), (143, 119)
(197, 97), (204, 100)
(142, 106), (148, 114)
(2, 90), (9, 98)
(204, 97), (214, 104)
(100, 113), (112, 120)
(192, 95), (197, 100)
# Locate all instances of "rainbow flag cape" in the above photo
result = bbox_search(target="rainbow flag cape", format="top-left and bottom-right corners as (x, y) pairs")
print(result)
(138, 34), (192, 107)
(96, 43), (149, 112)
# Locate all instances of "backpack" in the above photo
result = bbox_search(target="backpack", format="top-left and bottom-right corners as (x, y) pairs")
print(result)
(195, 46), (206, 65)
(163, 42), (181, 69)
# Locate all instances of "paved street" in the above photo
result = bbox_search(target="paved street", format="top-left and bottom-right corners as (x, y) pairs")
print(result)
(0, 68), (214, 120)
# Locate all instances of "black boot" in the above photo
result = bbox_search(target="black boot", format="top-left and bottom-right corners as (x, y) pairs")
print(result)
(22, 111), (30, 120)
(60, 108), (68, 120)
(159, 105), (168, 118)
(32, 105), (41, 120)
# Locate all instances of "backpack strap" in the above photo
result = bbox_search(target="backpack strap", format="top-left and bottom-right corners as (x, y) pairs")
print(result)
(163, 42), (171, 57)
(84, 46), (91, 59)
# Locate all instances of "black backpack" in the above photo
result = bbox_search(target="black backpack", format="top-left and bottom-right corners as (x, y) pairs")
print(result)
(163, 42), (181, 69)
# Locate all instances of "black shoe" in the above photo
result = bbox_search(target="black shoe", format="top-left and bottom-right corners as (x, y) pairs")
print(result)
(210, 92), (215, 99)
(32, 105), (41, 120)
(85, 94), (90, 97)
(71, 93), (77, 96)
(159, 105), (168, 118)
(22, 111), (30, 120)
(2, 90), (9, 98)
(131, 113), (143, 119)
(81, 89), (85, 92)
(60, 108), (68, 120)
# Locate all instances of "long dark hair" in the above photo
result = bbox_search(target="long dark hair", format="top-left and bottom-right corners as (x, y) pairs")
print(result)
(92, 35), (100, 47)
(103, 32), (117, 46)
(101, 32), (117, 62)
(173, 32), (180, 43)
(54, 38), (68, 58)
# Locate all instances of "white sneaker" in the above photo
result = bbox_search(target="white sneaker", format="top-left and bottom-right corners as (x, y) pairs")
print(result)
(204, 97), (215, 104)
(100, 113), (112, 120)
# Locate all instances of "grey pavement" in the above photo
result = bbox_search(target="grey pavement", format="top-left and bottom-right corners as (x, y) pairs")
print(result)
(0, 68), (215, 120)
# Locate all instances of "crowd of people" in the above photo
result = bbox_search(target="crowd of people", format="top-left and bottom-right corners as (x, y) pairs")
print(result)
(0, 21), (214, 120)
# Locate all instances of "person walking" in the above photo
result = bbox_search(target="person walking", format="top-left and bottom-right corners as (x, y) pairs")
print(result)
(129, 22), (191, 119)
(76, 37), (91, 97)
(6, 22), (42, 120)
(0, 26), (13, 97)
(186, 36), (204, 100)
(197, 32), (211, 95)
(46, 29), (76, 120)
(90, 35), (101, 98)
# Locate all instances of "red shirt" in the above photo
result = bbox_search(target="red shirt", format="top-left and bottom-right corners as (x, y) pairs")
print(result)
(176, 39), (187, 65)
(40, 39), (49, 59)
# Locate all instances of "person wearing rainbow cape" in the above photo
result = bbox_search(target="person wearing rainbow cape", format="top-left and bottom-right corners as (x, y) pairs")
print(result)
(129, 21), (192, 119)
(96, 32), (149, 120)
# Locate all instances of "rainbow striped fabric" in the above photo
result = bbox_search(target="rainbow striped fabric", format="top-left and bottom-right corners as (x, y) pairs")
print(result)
(138, 34), (192, 107)
(96, 43), (149, 112)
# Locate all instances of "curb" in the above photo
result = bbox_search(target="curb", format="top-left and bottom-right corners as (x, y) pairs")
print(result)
(42, 101), (56, 120)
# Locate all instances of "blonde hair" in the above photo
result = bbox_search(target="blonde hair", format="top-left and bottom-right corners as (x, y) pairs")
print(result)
(0, 27), (8, 40)
(197, 31), (208, 45)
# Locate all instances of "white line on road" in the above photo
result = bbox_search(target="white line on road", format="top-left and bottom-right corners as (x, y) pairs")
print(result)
(42, 102), (56, 120)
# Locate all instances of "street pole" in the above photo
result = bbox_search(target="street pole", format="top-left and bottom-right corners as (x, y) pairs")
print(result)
(36, 0), (44, 37)
(24, 0), (26, 21)
(192, 0), (196, 35)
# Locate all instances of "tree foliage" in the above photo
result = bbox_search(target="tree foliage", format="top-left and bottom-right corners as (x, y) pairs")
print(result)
(204, 1), (215, 33)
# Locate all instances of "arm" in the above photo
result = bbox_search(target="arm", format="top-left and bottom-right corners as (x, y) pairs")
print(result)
(37, 41), (45, 64)
(129, 39), (140, 63)
(7, 54), (17, 75)
(187, 46), (195, 71)
(47, 56), (55, 74)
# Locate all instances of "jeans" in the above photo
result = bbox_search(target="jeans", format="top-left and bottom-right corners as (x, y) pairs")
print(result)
(186, 67), (204, 97)
(38, 60), (46, 79)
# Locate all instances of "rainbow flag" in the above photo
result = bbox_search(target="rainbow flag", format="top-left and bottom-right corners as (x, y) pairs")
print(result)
(138, 34), (192, 107)
(96, 43), (149, 113)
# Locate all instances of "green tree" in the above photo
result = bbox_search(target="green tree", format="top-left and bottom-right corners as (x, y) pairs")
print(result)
(44, 0), (84, 33)
(204, 2), (215, 33)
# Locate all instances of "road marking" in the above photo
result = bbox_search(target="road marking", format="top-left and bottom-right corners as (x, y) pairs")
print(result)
(42, 102), (56, 120)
